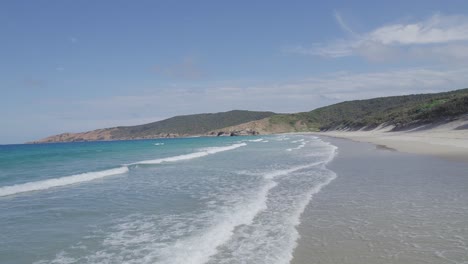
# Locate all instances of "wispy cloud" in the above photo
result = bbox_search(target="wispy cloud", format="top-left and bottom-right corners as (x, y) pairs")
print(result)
(333, 10), (357, 37)
(288, 13), (468, 62)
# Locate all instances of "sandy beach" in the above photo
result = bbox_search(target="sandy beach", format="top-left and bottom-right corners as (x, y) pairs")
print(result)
(314, 117), (468, 163)
(292, 137), (468, 264)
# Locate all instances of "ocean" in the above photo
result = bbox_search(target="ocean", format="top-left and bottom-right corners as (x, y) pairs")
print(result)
(0, 135), (337, 264)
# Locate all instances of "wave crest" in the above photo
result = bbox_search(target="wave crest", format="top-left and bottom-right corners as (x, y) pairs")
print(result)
(131, 143), (247, 165)
(0, 167), (129, 197)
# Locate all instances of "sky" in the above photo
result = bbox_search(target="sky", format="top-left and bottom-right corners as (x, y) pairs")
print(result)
(2, 0), (468, 143)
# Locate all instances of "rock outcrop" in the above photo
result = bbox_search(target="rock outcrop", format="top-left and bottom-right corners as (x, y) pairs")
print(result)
(208, 129), (260, 137)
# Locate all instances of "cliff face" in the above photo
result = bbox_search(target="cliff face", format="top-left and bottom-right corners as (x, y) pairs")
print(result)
(33, 129), (116, 143)
(31, 128), (185, 143)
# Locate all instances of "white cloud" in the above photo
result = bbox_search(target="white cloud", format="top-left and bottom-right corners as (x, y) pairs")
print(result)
(368, 14), (468, 45)
(289, 13), (468, 62)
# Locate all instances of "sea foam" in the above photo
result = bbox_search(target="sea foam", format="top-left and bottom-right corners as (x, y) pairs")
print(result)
(286, 139), (308, 151)
(263, 162), (324, 179)
(0, 167), (129, 197)
(131, 143), (247, 165)
(155, 180), (277, 264)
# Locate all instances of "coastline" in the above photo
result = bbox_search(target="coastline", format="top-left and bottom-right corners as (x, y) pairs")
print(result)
(311, 118), (468, 163)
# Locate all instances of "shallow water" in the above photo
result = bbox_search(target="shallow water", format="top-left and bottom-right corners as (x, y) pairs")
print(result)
(0, 135), (337, 264)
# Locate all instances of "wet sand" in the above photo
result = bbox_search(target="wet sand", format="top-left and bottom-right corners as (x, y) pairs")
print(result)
(291, 137), (468, 264)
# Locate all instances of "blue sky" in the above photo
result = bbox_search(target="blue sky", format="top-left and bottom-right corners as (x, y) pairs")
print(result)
(2, 0), (468, 143)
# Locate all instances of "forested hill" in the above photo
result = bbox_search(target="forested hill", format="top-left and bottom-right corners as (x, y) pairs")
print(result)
(32, 110), (276, 143)
(267, 88), (468, 132)
(111, 110), (275, 136)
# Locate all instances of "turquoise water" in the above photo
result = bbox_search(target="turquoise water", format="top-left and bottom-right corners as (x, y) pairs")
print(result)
(0, 135), (337, 264)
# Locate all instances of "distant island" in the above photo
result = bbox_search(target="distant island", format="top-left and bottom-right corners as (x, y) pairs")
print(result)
(31, 88), (468, 143)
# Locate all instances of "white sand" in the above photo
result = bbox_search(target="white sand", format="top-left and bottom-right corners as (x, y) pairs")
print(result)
(315, 117), (468, 162)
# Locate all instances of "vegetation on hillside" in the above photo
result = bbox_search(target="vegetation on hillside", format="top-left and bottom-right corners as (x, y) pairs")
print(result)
(109, 110), (276, 138)
(272, 88), (468, 131)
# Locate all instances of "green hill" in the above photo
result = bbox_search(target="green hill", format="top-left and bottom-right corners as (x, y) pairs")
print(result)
(270, 88), (468, 131)
(110, 110), (276, 138)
